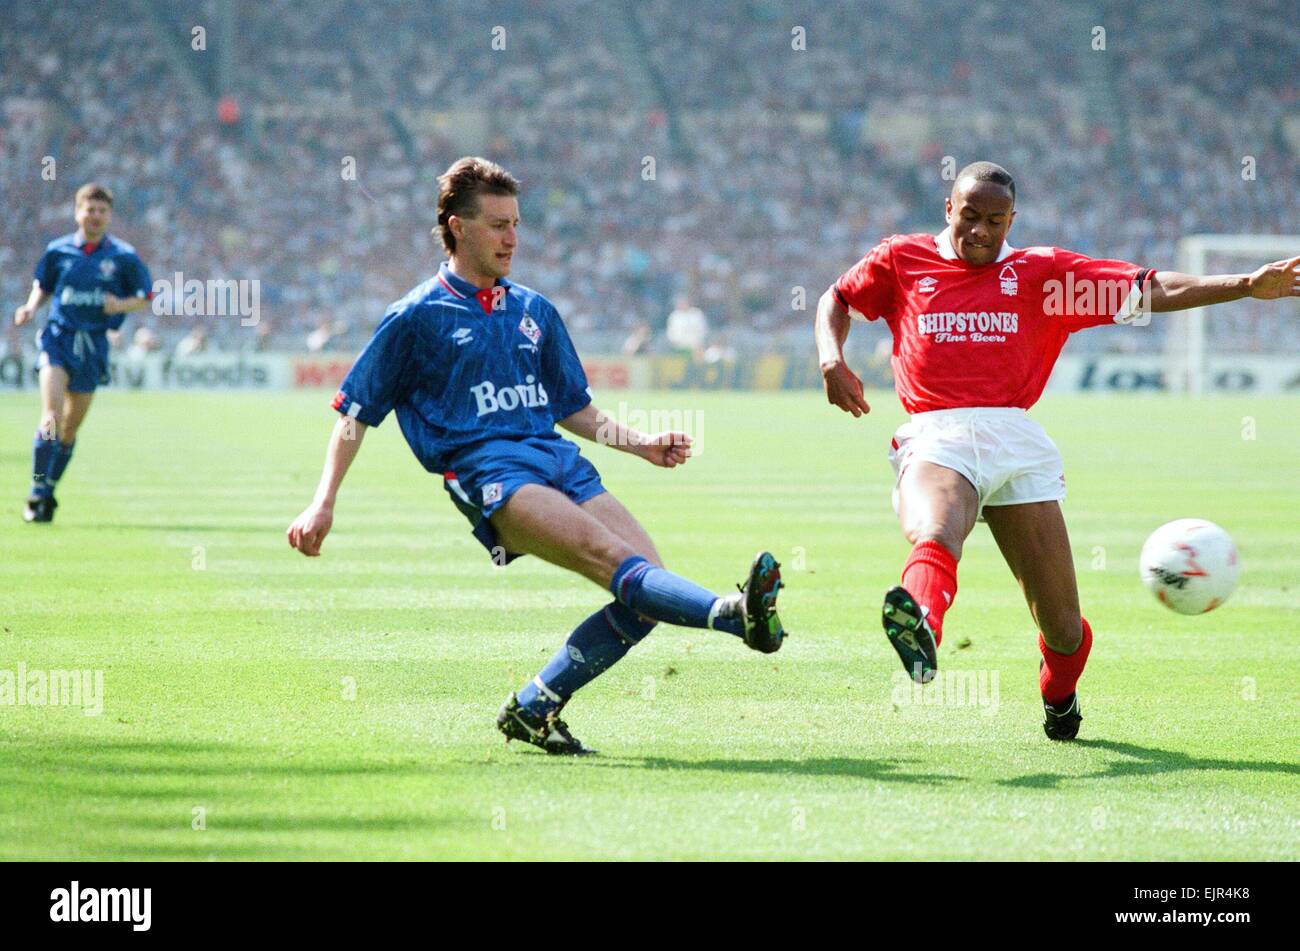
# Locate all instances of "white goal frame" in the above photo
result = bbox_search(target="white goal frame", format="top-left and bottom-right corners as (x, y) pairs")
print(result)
(1171, 234), (1300, 394)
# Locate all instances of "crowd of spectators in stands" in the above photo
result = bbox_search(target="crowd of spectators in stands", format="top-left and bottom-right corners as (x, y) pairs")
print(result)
(3, 0), (1296, 363)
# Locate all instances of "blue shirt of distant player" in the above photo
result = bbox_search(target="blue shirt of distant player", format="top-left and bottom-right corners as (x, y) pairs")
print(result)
(34, 232), (153, 331)
(333, 262), (593, 474)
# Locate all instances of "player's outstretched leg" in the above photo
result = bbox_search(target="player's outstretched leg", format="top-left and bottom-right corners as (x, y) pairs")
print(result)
(489, 485), (786, 753)
(497, 550), (786, 753)
(491, 485), (787, 652)
(610, 550), (785, 654)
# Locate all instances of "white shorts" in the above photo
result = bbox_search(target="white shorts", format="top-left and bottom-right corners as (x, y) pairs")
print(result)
(888, 407), (1065, 519)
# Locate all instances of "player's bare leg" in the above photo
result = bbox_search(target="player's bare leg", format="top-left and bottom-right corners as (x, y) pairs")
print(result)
(60, 390), (95, 443)
(25, 365), (71, 522)
(491, 484), (640, 586)
(38, 363), (70, 439)
(491, 484), (784, 754)
(897, 462), (981, 560)
(579, 490), (663, 569)
(884, 461), (980, 681)
(984, 500), (1091, 740)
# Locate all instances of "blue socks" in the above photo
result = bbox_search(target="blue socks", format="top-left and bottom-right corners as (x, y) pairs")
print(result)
(31, 431), (58, 497)
(50, 439), (75, 485)
(610, 555), (743, 636)
(517, 602), (656, 718)
(515, 558), (747, 720)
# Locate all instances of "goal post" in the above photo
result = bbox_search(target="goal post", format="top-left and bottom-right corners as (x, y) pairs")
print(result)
(1170, 234), (1300, 394)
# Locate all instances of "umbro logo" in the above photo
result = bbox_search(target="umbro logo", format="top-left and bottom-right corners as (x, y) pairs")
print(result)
(918, 276), (938, 293)
(452, 327), (473, 346)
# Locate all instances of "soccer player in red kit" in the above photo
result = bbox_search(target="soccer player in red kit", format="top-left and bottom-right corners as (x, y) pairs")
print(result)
(815, 161), (1300, 740)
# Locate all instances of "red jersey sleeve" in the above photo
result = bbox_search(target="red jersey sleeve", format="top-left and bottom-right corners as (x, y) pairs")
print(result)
(1049, 248), (1154, 332)
(833, 238), (897, 321)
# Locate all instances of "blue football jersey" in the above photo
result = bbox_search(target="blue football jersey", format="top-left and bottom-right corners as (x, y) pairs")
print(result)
(34, 232), (153, 331)
(333, 262), (593, 474)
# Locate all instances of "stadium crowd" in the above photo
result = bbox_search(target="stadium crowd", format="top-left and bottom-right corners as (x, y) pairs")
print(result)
(3, 0), (1297, 361)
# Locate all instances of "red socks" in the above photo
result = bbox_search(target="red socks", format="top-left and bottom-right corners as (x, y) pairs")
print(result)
(1039, 617), (1093, 705)
(901, 540), (959, 646)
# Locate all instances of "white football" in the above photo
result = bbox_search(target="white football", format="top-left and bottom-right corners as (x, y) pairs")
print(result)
(1140, 519), (1239, 615)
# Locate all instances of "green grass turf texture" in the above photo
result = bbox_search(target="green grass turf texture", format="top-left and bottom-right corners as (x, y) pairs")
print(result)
(1, 388), (1296, 860)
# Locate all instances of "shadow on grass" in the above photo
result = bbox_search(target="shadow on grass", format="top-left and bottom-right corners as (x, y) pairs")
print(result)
(544, 754), (959, 785)
(999, 739), (1300, 790)
(5, 737), (426, 778)
(1, 735), (478, 859)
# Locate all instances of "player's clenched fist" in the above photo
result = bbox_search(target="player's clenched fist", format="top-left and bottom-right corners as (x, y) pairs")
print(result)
(821, 360), (871, 417)
(637, 431), (692, 468)
(287, 503), (333, 556)
(13, 304), (35, 326)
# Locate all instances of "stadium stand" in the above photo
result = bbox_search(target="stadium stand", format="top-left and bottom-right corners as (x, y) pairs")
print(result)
(3, 0), (1297, 360)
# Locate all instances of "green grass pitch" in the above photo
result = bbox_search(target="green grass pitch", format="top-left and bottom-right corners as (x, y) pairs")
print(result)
(1, 388), (1296, 860)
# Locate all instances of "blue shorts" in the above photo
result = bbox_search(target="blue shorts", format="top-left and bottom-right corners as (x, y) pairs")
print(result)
(36, 324), (110, 393)
(442, 435), (606, 563)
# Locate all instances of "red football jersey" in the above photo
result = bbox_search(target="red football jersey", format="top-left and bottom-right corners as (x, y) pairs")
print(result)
(833, 231), (1152, 413)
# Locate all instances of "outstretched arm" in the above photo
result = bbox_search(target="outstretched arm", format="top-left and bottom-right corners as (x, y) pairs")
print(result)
(815, 288), (872, 417)
(1148, 256), (1300, 312)
(558, 402), (691, 468)
(287, 417), (369, 555)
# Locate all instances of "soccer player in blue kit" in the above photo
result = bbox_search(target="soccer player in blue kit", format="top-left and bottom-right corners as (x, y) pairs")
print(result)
(14, 183), (153, 522)
(287, 157), (786, 755)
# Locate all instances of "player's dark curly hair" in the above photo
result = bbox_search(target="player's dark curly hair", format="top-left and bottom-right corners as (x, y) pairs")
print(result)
(435, 157), (519, 254)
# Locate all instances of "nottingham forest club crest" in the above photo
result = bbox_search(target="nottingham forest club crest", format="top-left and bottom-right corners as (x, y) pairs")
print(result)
(999, 265), (1018, 296)
(518, 314), (542, 345)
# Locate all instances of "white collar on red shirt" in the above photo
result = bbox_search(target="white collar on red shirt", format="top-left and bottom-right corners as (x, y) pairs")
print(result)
(934, 229), (1016, 264)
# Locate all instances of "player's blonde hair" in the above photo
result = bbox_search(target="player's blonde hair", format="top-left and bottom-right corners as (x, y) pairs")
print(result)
(435, 157), (519, 254)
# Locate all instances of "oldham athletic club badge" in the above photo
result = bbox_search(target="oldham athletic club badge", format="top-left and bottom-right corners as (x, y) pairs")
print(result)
(99, 259), (117, 279)
(518, 314), (542, 345)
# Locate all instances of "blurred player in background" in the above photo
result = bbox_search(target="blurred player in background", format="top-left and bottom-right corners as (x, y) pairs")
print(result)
(287, 157), (786, 755)
(13, 183), (153, 523)
(816, 161), (1299, 740)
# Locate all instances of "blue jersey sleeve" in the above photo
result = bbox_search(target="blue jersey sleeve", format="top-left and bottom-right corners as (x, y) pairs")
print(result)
(332, 304), (417, 427)
(120, 253), (153, 299)
(540, 301), (592, 422)
(34, 249), (59, 293)
(108, 254), (154, 330)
